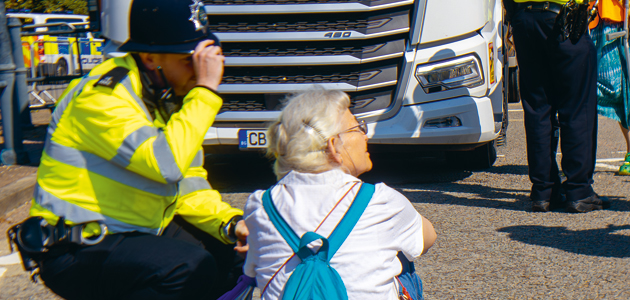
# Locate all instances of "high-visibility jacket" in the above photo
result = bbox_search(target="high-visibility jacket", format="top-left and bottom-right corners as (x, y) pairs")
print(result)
(30, 54), (242, 244)
(589, 0), (625, 29)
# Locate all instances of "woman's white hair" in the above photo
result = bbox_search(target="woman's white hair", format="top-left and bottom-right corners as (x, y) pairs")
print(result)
(267, 88), (350, 180)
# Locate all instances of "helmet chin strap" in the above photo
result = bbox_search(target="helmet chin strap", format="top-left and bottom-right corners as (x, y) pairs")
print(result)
(156, 66), (173, 100)
(138, 62), (181, 122)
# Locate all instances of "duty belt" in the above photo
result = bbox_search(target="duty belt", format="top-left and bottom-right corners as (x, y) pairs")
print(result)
(7, 217), (107, 282)
(518, 1), (563, 14)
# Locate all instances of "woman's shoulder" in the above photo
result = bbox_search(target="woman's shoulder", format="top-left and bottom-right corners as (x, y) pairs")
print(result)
(371, 182), (407, 201)
(244, 189), (267, 217)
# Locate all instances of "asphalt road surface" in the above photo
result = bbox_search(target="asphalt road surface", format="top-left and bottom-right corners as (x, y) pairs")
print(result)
(0, 102), (628, 299)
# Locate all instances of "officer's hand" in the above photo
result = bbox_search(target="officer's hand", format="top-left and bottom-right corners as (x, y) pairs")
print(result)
(234, 220), (249, 257)
(193, 40), (224, 91)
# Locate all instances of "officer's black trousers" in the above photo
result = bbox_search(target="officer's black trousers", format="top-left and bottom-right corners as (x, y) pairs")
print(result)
(39, 216), (242, 300)
(511, 9), (598, 202)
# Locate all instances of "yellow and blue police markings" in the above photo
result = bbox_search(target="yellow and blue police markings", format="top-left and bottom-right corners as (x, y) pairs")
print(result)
(21, 34), (103, 76)
(43, 36), (103, 71)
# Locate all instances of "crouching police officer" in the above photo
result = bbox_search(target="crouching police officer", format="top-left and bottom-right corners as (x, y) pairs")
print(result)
(7, 0), (249, 299)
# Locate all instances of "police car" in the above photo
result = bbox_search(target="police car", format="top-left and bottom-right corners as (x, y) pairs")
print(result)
(7, 12), (104, 77)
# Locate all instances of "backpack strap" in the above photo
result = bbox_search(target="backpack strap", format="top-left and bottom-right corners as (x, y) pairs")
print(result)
(262, 182), (375, 260)
(326, 182), (374, 260)
(262, 187), (299, 253)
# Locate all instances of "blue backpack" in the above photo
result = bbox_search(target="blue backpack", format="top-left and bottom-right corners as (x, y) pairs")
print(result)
(262, 183), (375, 300)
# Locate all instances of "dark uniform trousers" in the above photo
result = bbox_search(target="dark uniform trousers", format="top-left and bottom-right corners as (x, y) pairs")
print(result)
(510, 7), (598, 202)
(38, 216), (243, 300)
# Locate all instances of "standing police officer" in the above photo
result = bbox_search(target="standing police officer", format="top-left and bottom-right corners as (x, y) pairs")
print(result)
(20, 0), (248, 298)
(508, 0), (611, 213)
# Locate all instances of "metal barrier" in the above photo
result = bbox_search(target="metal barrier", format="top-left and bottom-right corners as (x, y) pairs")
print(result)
(19, 22), (104, 109)
(28, 80), (68, 109)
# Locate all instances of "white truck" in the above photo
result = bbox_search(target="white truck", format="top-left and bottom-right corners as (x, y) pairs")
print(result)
(102, 0), (517, 169)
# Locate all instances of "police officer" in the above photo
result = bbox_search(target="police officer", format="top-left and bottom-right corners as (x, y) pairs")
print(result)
(25, 0), (248, 298)
(509, 0), (610, 213)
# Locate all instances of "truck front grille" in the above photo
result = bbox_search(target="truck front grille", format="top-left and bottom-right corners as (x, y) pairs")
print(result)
(206, 0), (405, 6)
(205, 0), (412, 115)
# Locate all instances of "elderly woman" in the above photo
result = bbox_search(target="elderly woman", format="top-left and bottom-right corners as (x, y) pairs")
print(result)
(243, 89), (437, 299)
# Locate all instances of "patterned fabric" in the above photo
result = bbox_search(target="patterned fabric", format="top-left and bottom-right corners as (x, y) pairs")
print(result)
(591, 20), (630, 129)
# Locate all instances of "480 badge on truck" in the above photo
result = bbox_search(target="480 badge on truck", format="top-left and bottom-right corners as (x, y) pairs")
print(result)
(324, 31), (352, 38)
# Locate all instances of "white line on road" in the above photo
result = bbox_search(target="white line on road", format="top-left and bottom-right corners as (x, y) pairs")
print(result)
(596, 163), (620, 170)
(0, 252), (21, 266)
(508, 109), (524, 112)
(597, 158), (624, 162)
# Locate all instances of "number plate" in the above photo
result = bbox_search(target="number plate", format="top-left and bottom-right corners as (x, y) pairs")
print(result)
(238, 129), (268, 149)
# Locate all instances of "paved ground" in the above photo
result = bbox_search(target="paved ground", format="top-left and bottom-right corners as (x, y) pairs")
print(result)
(0, 103), (628, 299)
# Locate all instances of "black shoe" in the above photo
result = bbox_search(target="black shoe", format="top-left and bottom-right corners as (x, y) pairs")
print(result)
(532, 200), (550, 212)
(566, 194), (611, 213)
(532, 199), (567, 212)
(531, 188), (567, 212)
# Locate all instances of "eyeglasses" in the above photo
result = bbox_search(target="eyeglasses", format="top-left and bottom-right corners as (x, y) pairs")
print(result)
(339, 119), (368, 136)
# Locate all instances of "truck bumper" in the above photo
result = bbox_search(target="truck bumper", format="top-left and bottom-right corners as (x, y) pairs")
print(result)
(203, 92), (499, 147)
(369, 94), (498, 145)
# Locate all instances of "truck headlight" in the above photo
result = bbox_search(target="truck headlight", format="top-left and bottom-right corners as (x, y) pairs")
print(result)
(415, 55), (484, 93)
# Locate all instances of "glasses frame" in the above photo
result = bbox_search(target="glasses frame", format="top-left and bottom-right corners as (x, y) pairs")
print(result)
(338, 119), (368, 136)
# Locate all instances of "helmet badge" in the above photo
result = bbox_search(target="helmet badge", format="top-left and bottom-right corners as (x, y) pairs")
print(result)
(189, 0), (208, 34)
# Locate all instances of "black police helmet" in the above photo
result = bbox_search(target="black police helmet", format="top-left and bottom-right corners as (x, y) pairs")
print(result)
(118, 0), (219, 54)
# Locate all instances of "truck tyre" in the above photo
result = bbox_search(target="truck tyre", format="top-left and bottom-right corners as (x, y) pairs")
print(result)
(497, 93), (509, 147)
(507, 67), (520, 103)
(446, 140), (497, 170)
(55, 59), (68, 77)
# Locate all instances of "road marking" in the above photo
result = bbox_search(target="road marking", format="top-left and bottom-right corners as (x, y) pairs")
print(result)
(508, 109), (523, 112)
(0, 253), (21, 266)
(0, 267), (6, 278)
(596, 163), (620, 170)
(597, 158), (624, 162)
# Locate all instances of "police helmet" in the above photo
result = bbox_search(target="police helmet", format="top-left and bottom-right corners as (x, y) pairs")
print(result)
(117, 0), (219, 54)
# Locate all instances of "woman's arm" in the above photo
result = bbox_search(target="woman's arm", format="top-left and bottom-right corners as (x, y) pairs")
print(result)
(421, 215), (436, 254)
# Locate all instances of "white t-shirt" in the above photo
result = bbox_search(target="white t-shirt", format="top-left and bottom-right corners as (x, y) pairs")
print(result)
(243, 169), (425, 300)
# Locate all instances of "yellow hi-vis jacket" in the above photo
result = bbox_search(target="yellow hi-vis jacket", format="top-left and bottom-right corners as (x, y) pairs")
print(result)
(30, 54), (242, 244)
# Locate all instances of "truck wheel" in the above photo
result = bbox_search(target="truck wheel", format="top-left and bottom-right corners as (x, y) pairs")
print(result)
(55, 59), (68, 76)
(507, 67), (520, 103)
(496, 93), (509, 147)
(446, 140), (497, 170)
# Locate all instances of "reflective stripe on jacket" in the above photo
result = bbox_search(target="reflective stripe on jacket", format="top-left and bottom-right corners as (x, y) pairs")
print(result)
(30, 54), (242, 244)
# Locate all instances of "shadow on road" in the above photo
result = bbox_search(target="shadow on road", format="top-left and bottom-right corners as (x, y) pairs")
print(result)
(400, 183), (532, 212)
(361, 152), (474, 185)
(205, 151), (476, 193)
(205, 152), (277, 193)
(498, 224), (630, 258)
(484, 164), (529, 176)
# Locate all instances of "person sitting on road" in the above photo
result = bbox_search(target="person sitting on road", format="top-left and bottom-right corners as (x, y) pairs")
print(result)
(10, 1), (248, 299)
(242, 89), (437, 299)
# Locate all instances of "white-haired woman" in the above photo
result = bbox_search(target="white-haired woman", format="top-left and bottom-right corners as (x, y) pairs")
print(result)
(242, 89), (437, 299)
